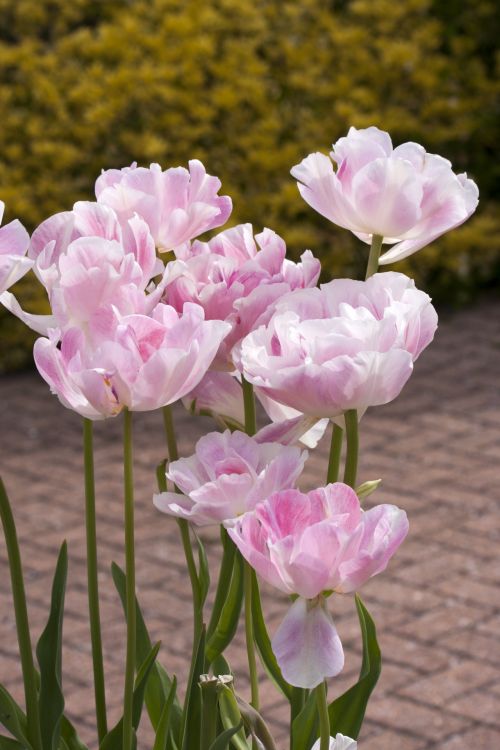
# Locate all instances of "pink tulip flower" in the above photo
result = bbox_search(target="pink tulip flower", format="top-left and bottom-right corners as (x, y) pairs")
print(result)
(95, 160), (232, 252)
(153, 429), (308, 526)
(0, 201), (32, 294)
(292, 126), (478, 263)
(236, 272), (437, 418)
(312, 735), (357, 750)
(164, 223), (320, 366)
(33, 303), (230, 418)
(181, 371), (245, 430)
(228, 483), (408, 687)
(181, 370), (328, 447)
(1, 202), (165, 337)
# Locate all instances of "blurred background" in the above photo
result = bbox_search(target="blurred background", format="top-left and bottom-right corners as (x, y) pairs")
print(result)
(0, 0), (498, 373)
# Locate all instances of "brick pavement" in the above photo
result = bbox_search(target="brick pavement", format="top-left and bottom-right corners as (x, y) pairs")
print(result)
(0, 297), (499, 749)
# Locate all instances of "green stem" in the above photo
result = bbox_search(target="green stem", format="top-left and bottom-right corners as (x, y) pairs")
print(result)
(326, 423), (343, 484)
(365, 234), (384, 280)
(161, 404), (204, 748)
(242, 376), (257, 436)
(241, 380), (260, 722)
(83, 419), (108, 743)
(315, 681), (330, 750)
(123, 409), (136, 750)
(343, 409), (359, 488)
(244, 561), (259, 711)
(162, 404), (179, 462)
(0, 478), (42, 750)
(178, 518), (201, 613)
(162, 405), (201, 609)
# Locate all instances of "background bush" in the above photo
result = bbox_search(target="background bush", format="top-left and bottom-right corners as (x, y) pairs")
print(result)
(0, 0), (498, 371)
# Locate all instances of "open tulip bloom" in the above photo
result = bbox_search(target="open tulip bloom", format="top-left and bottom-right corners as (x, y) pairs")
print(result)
(292, 125), (478, 266)
(229, 483), (408, 688)
(0, 135), (479, 750)
(0, 200), (31, 294)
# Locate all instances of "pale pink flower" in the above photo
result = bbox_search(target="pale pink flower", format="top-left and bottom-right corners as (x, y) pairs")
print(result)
(1, 202), (165, 336)
(33, 303), (230, 418)
(181, 371), (245, 430)
(180, 370), (328, 447)
(164, 223), (320, 365)
(311, 735), (357, 750)
(0, 200), (31, 294)
(153, 429), (307, 526)
(95, 160), (232, 252)
(236, 272), (437, 418)
(228, 483), (408, 687)
(292, 126), (478, 263)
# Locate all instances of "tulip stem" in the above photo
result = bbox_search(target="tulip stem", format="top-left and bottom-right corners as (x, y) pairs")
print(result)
(162, 405), (201, 612)
(0, 478), (42, 750)
(316, 681), (330, 750)
(162, 404), (179, 461)
(244, 560), (260, 711)
(365, 234), (383, 279)
(123, 409), (136, 750)
(343, 409), (359, 488)
(242, 379), (260, 720)
(327, 423), (343, 484)
(83, 418), (108, 743)
(242, 376), (257, 436)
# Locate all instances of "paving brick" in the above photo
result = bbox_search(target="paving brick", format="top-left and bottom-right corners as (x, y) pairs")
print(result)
(397, 659), (498, 706)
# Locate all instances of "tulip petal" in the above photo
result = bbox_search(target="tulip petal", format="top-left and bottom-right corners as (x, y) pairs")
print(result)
(272, 597), (344, 689)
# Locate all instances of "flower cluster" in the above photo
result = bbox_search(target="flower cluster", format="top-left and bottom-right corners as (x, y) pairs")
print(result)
(0, 126), (478, 750)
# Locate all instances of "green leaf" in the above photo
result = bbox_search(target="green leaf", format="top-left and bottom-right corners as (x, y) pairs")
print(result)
(210, 654), (231, 677)
(206, 531), (236, 640)
(250, 572), (291, 701)
(291, 690), (318, 750)
(152, 677), (177, 750)
(206, 549), (243, 664)
(181, 627), (206, 750)
(290, 687), (308, 724)
(111, 563), (182, 736)
(0, 685), (30, 747)
(217, 688), (249, 750)
(234, 695), (277, 750)
(0, 736), (25, 749)
(194, 532), (210, 608)
(99, 642), (161, 750)
(59, 716), (88, 750)
(328, 595), (381, 738)
(36, 542), (68, 750)
(208, 723), (243, 750)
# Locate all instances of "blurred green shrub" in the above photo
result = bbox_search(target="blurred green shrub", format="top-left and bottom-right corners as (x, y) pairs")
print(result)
(0, 0), (498, 371)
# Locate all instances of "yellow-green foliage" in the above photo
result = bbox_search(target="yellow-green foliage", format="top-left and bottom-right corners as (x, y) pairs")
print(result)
(0, 0), (498, 370)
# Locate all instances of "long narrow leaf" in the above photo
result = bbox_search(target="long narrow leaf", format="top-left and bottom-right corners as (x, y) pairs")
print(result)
(208, 723), (244, 750)
(195, 532), (210, 608)
(206, 550), (243, 664)
(111, 563), (181, 735)
(291, 690), (318, 750)
(152, 677), (177, 750)
(217, 688), (249, 750)
(328, 595), (381, 738)
(0, 685), (30, 747)
(181, 627), (206, 750)
(0, 737), (25, 749)
(250, 572), (291, 700)
(59, 716), (88, 750)
(206, 531), (236, 639)
(99, 642), (161, 750)
(36, 542), (68, 750)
